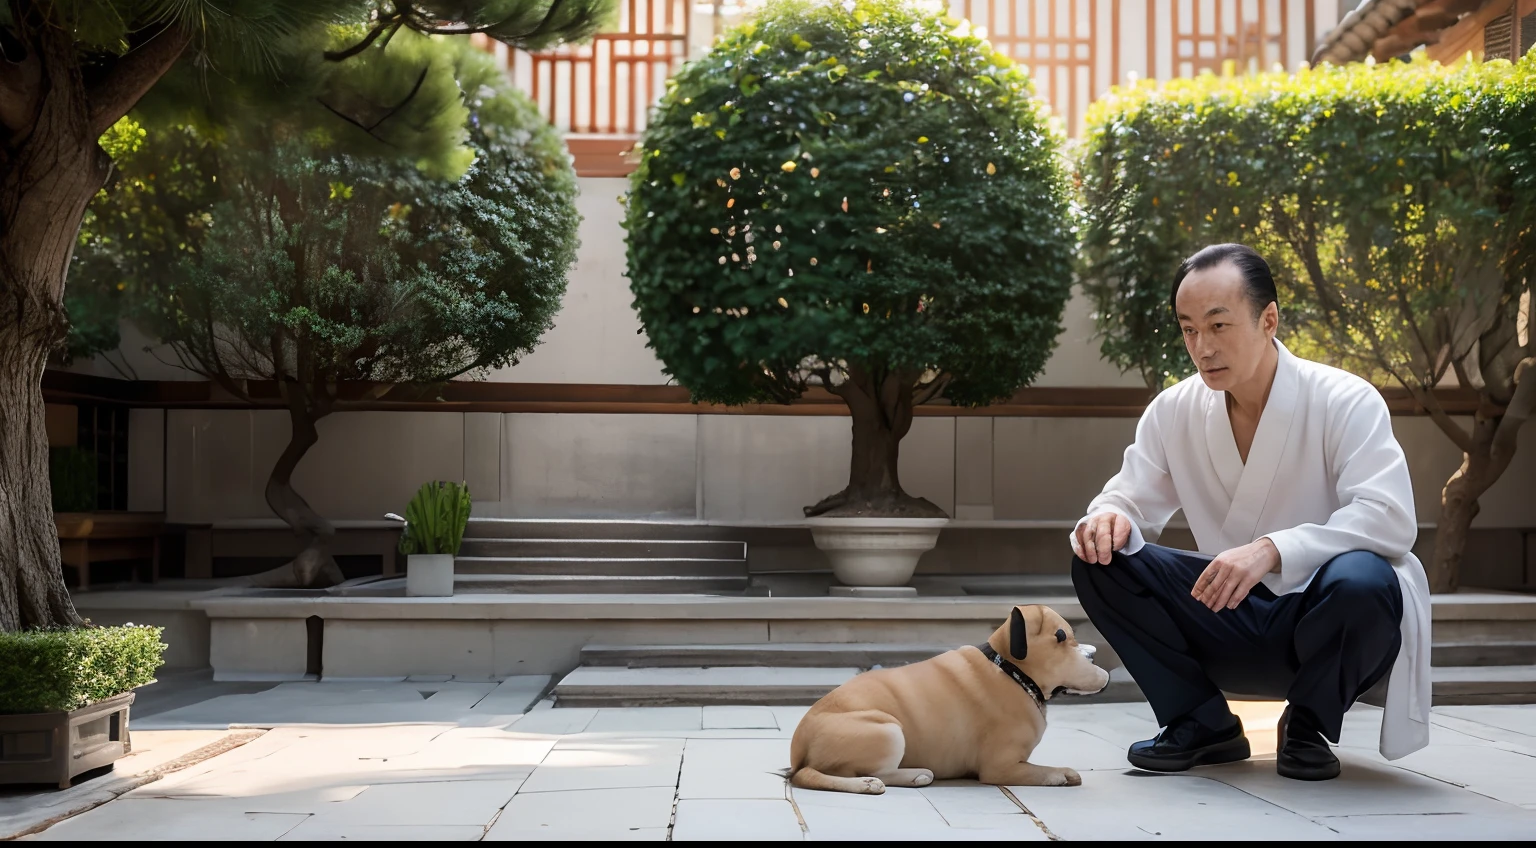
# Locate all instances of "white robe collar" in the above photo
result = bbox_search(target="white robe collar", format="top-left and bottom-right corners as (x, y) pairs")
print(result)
(1204, 339), (1301, 548)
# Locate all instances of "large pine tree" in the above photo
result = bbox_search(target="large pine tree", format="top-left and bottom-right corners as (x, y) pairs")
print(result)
(0, 0), (613, 630)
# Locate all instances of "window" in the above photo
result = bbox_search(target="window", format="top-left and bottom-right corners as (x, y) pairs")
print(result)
(1486, 11), (1514, 60)
(75, 403), (129, 511)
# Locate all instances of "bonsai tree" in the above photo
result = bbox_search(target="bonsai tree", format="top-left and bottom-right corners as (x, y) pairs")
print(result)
(75, 37), (580, 588)
(625, 0), (1075, 518)
(1078, 56), (1536, 592)
(1, 0), (615, 630)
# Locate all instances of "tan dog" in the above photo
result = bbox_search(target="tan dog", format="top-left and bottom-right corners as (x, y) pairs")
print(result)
(789, 605), (1110, 794)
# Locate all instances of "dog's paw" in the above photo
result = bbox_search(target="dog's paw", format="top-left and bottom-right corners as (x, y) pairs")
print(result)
(912, 771), (934, 787)
(857, 777), (886, 795)
(1059, 768), (1082, 787)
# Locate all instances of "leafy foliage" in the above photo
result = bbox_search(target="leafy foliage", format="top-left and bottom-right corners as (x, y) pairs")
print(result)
(624, 0), (1075, 409)
(331, 0), (618, 57)
(398, 481), (473, 556)
(0, 625), (166, 714)
(1078, 55), (1535, 394)
(74, 35), (580, 392)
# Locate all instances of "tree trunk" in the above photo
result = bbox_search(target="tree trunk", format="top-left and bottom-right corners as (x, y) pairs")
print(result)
(1, 16), (189, 630)
(1429, 412), (1503, 594)
(0, 323), (83, 631)
(238, 395), (344, 589)
(0, 50), (112, 631)
(805, 365), (947, 519)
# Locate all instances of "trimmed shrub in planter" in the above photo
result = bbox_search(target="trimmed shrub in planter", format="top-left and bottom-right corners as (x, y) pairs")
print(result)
(625, 0), (1075, 521)
(0, 625), (166, 788)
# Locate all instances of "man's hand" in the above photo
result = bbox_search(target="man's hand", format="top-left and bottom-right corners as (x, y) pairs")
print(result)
(1074, 512), (1132, 565)
(1191, 538), (1281, 611)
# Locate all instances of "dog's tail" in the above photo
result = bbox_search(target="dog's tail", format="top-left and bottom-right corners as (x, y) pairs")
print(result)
(789, 766), (885, 795)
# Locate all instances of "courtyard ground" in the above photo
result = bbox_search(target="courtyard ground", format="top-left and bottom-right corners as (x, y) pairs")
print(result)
(4, 674), (1535, 841)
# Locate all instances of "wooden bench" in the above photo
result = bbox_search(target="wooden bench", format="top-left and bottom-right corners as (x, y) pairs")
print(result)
(55, 513), (165, 591)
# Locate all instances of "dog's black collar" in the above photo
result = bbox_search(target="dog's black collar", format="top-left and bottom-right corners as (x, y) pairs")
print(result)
(978, 644), (1046, 715)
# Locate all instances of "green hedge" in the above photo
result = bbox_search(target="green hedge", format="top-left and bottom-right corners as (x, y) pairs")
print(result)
(1077, 53), (1534, 389)
(0, 626), (166, 714)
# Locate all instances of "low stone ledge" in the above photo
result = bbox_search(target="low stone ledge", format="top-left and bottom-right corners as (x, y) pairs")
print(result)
(191, 593), (1084, 621)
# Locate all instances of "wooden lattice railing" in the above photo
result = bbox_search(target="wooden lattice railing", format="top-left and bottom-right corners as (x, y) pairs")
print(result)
(487, 1), (1342, 174)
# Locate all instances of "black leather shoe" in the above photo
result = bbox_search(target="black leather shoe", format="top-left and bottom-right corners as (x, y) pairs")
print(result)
(1127, 716), (1251, 772)
(1277, 705), (1341, 781)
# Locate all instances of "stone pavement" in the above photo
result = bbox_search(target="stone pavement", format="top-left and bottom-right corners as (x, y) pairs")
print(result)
(16, 679), (1536, 841)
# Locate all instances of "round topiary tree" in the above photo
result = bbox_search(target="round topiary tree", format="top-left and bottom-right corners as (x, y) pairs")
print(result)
(625, 0), (1075, 518)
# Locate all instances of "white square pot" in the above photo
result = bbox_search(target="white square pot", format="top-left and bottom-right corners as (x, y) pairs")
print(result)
(406, 553), (455, 597)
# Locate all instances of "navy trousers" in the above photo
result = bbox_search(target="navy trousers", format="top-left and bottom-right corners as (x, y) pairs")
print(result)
(1071, 544), (1403, 742)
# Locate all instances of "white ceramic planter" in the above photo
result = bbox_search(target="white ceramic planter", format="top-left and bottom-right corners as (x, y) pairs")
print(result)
(406, 553), (455, 597)
(806, 517), (949, 587)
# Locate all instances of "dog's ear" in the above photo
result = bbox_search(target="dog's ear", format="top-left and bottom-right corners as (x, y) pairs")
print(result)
(1009, 606), (1029, 660)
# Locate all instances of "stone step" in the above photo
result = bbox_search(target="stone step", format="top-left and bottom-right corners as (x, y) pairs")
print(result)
(1430, 665), (1536, 706)
(464, 519), (757, 541)
(452, 574), (750, 594)
(581, 638), (1536, 670)
(1431, 641), (1536, 667)
(554, 666), (859, 707)
(554, 661), (1536, 708)
(551, 663), (1144, 708)
(455, 557), (749, 577)
(1428, 620), (1536, 644)
(580, 642), (954, 668)
(457, 538), (747, 560)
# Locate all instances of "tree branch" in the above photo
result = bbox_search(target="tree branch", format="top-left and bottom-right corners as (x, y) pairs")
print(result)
(0, 11), (43, 138)
(1411, 380), (1476, 455)
(1489, 356), (1536, 471)
(87, 25), (193, 137)
(323, 20), (401, 62)
(911, 372), (952, 406)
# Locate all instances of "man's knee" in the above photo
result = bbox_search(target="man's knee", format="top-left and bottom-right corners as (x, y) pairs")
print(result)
(1316, 551), (1401, 618)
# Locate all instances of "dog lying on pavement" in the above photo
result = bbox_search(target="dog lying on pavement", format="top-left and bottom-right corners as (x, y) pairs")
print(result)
(788, 604), (1110, 794)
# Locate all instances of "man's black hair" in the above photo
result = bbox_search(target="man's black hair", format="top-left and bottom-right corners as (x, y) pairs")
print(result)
(1170, 243), (1278, 318)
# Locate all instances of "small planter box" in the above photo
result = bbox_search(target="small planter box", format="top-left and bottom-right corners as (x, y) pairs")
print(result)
(0, 692), (134, 789)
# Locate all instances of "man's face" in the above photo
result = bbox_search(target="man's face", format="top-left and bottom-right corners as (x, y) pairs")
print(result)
(1175, 261), (1278, 393)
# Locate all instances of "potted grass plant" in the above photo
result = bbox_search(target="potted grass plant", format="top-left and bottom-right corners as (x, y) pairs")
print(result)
(389, 481), (472, 597)
(0, 625), (165, 788)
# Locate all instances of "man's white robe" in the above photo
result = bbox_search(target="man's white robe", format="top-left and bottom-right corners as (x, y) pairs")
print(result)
(1073, 340), (1431, 760)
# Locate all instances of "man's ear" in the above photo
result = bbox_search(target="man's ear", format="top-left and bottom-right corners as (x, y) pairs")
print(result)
(1009, 606), (1028, 660)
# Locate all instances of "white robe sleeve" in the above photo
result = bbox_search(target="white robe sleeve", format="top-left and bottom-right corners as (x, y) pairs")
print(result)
(1262, 385), (1418, 592)
(1072, 396), (1183, 558)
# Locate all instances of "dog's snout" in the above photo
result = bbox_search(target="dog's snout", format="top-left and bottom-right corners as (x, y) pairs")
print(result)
(1078, 644), (1097, 661)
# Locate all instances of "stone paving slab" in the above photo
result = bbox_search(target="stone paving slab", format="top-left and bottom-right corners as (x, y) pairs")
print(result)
(135, 677), (550, 730)
(19, 685), (1536, 842)
(673, 799), (805, 841)
(678, 738), (791, 800)
(483, 787), (676, 841)
(29, 800), (309, 841)
(1009, 770), (1337, 841)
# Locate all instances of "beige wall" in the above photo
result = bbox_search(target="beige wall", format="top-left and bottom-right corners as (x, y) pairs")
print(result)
(162, 410), (468, 523)
(479, 177), (1143, 389)
(68, 173), (1535, 530)
(140, 407), (1536, 528)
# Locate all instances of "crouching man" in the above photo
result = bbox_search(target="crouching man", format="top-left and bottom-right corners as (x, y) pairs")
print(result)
(1070, 244), (1432, 781)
